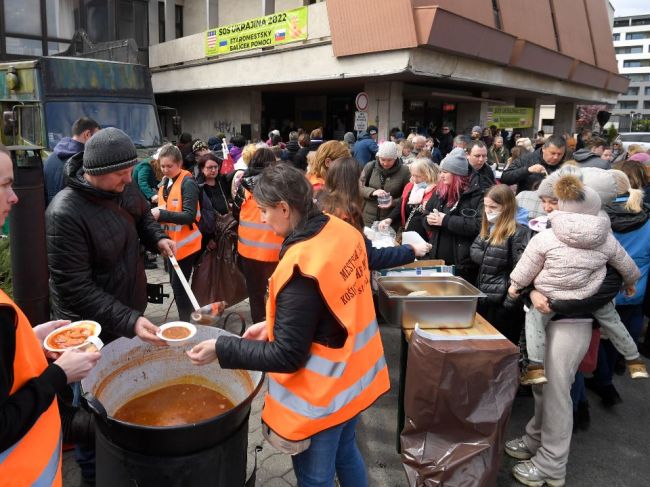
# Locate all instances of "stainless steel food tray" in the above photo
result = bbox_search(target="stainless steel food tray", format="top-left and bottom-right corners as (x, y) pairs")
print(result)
(377, 275), (486, 329)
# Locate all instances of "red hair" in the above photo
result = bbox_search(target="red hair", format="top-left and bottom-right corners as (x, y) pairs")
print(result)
(436, 173), (470, 207)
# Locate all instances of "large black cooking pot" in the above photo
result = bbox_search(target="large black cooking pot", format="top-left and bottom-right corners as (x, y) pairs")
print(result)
(80, 325), (264, 457)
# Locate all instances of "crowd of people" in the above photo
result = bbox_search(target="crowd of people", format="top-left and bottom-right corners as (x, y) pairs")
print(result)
(3, 116), (650, 486)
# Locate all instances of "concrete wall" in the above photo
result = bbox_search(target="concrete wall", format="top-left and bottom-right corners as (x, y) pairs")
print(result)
(218, 0), (264, 26)
(158, 89), (255, 141)
(363, 81), (404, 141)
(149, 2), (330, 68)
(183, 0), (207, 36)
(276, 0), (304, 12)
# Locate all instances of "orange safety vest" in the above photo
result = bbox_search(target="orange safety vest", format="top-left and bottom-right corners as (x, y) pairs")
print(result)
(0, 290), (62, 486)
(237, 189), (283, 262)
(158, 170), (202, 260)
(261, 216), (390, 441)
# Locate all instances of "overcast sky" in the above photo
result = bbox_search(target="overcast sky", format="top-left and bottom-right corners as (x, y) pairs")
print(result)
(610, 0), (649, 17)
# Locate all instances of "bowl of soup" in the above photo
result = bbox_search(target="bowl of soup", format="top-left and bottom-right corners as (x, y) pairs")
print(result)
(157, 322), (196, 345)
(44, 321), (102, 352)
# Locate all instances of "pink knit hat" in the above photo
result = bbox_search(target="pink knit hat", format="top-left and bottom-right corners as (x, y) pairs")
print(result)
(629, 152), (650, 163)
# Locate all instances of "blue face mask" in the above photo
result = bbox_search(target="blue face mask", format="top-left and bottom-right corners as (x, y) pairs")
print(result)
(414, 181), (428, 190)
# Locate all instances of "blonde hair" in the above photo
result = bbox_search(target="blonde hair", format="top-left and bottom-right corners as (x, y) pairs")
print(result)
(516, 137), (534, 152)
(610, 169), (644, 213)
(480, 185), (518, 246)
(410, 158), (439, 185)
(241, 144), (257, 166)
(308, 140), (350, 180)
(628, 144), (643, 156)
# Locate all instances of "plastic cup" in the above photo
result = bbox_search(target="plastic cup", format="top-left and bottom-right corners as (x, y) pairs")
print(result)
(377, 194), (392, 207)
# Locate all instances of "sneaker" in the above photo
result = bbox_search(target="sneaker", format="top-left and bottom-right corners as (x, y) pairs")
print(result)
(512, 461), (565, 487)
(627, 359), (649, 379)
(505, 437), (533, 460)
(521, 366), (548, 386)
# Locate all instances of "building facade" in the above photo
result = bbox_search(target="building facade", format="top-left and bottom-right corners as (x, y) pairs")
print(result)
(147, 0), (627, 143)
(611, 13), (650, 129)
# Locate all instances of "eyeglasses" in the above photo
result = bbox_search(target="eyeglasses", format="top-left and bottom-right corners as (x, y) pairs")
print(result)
(204, 165), (218, 171)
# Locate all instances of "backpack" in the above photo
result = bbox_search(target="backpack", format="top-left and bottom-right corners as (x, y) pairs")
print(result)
(197, 185), (217, 236)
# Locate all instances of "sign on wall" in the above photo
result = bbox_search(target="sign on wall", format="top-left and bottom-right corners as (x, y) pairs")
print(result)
(486, 106), (534, 129)
(205, 7), (308, 57)
(354, 111), (368, 131)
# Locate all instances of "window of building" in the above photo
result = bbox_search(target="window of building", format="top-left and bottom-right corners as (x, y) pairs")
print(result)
(118, 0), (148, 48)
(48, 41), (70, 55)
(616, 46), (643, 54)
(614, 19), (629, 27)
(5, 36), (42, 56)
(83, 0), (110, 43)
(625, 87), (640, 96)
(627, 31), (650, 40)
(613, 33), (620, 41)
(645, 87), (650, 96)
(46, 0), (75, 39)
(645, 101), (650, 109)
(175, 5), (183, 39)
(624, 59), (650, 68)
(617, 101), (639, 109)
(627, 74), (650, 82)
(158, 1), (165, 43)
(631, 18), (650, 26)
(4, 0), (41, 36)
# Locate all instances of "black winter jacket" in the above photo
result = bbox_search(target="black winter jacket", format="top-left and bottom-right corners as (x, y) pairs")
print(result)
(470, 224), (530, 304)
(46, 153), (168, 341)
(500, 148), (562, 193)
(422, 179), (484, 279)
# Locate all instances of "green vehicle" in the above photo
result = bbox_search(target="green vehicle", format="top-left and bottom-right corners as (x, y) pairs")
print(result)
(0, 56), (168, 155)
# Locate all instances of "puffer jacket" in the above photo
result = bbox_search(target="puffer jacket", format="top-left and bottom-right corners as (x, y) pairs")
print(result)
(360, 159), (411, 227)
(510, 211), (640, 300)
(46, 153), (168, 342)
(422, 178), (484, 280)
(470, 224), (530, 304)
(606, 197), (650, 306)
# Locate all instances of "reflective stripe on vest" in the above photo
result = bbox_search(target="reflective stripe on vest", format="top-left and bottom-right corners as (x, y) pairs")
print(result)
(0, 290), (62, 486)
(261, 216), (390, 441)
(157, 170), (202, 260)
(237, 190), (283, 262)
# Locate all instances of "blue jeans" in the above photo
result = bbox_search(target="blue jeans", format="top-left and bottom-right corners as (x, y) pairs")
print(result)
(292, 416), (368, 487)
(570, 372), (587, 410)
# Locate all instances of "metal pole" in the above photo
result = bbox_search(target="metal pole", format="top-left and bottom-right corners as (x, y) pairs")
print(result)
(9, 146), (50, 325)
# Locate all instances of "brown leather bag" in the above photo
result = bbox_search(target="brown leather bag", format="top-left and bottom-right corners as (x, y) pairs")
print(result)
(191, 213), (248, 307)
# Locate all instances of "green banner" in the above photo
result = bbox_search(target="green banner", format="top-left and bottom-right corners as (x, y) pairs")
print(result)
(487, 106), (534, 129)
(205, 7), (308, 57)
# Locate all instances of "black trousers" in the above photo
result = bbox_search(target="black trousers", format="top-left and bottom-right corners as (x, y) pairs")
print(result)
(169, 252), (198, 322)
(239, 256), (278, 323)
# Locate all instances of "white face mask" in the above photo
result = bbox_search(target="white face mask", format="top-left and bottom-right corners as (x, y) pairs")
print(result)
(486, 211), (501, 223)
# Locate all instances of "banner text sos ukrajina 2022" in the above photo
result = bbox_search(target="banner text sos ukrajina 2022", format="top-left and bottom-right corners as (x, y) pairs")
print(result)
(205, 7), (308, 57)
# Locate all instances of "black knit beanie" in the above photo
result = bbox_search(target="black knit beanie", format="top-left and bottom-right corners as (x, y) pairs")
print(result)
(83, 127), (138, 175)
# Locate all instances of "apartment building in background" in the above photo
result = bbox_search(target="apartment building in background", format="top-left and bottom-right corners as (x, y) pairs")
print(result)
(612, 13), (650, 129)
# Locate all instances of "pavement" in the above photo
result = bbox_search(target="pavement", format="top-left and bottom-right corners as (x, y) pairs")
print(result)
(63, 256), (650, 486)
